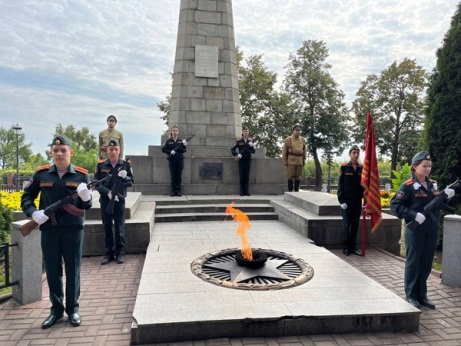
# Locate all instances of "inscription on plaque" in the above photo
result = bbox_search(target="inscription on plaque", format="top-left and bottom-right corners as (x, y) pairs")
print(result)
(199, 163), (223, 179)
(195, 45), (219, 78)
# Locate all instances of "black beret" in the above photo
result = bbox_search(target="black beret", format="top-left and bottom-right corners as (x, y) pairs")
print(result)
(107, 115), (117, 122)
(51, 134), (72, 146)
(293, 124), (302, 131)
(412, 151), (431, 164)
(108, 138), (120, 147)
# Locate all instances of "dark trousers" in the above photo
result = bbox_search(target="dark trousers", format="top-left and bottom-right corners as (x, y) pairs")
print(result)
(238, 159), (251, 195)
(169, 159), (184, 194)
(100, 198), (126, 256)
(404, 225), (438, 300)
(41, 225), (83, 316)
(341, 198), (362, 251)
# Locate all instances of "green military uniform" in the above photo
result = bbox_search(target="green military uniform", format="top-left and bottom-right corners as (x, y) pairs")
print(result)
(94, 143), (134, 259)
(391, 176), (440, 304)
(282, 125), (306, 191)
(21, 161), (91, 318)
(99, 128), (124, 160)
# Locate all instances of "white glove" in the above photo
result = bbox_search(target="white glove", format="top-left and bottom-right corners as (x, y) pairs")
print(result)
(107, 191), (119, 202)
(182, 139), (187, 146)
(340, 203), (347, 210)
(170, 150), (176, 155)
(32, 210), (49, 225)
(77, 182), (92, 202)
(237, 154), (242, 159)
(118, 170), (127, 178)
(249, 142), (254, 147)
(444, 188), (455, 199)
(415, 212), (426, 224)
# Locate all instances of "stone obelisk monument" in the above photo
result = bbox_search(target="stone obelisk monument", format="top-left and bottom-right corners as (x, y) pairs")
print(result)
(131, 0), (285, 195)
(169, 0), (242, 146)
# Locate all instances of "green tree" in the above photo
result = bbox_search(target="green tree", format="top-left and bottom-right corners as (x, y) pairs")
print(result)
(47, 124), (98, 172)
(283, 40), (350, 190)
(422, 3), (461, 188)
(20, 153), (49, 171)
(351, 58), (428, 172)
(0, 126), (33, 169)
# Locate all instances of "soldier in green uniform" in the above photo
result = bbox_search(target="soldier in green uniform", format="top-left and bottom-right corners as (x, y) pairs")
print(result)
(99, 115), (124, 160)
(337, 145), (364, 256)
(162, 124), (187, 196)
(231, 127), (255, 196)
(21, 135), (93, 329)
(94, 139), (134, 265)
(391, 151), (455, 309)
(282, 124), (306, 192)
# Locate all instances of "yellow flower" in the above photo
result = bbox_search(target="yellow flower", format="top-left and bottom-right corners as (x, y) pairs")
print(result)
(0, 191), (40, 211)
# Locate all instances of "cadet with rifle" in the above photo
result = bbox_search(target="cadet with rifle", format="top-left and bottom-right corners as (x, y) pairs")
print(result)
(161, 124), (188, 196)
(94, 139), (134, 265)
(231, 126), (255, 196)
(21, 135), (93, 329)
(391, 151), (456, 309)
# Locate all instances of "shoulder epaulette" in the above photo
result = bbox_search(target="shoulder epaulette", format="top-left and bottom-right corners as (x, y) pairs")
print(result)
(36, 165), (51, 171)
(341, 162), (348, 166)
(98, 159), (105, 163)
(75, 166), (88, 174)
(429, 178), (437, 183)
(404, 179), (414, 185)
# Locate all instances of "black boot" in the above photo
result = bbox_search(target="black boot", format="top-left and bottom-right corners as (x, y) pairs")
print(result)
(288, 180), (293, 192)
(294, 180), (301, 192)
(244, 182), (250, 196)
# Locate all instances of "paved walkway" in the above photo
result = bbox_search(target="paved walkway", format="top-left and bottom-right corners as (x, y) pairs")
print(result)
(1, 248), (460, 345)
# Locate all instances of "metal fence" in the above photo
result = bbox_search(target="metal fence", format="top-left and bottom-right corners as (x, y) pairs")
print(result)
(0, 242), (19, 290)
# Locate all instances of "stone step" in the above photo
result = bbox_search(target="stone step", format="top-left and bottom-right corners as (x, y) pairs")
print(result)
(153, 196), (276, 206)
(155, 211), (278, 223)
(155, 203), (274, 214)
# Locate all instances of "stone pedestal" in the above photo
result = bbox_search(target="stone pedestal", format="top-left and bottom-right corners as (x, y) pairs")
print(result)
(442, 215), (461, 287)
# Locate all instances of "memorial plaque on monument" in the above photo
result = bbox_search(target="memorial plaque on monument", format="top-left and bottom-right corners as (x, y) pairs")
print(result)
(195, 45), (218, 78)
(199, 163), (223, 179)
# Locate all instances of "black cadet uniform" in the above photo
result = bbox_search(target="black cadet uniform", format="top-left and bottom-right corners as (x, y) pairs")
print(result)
(231, 135), (255, 196)
(337, 158), (364, 254)
(94, 141), (134, 261)
(161, 136), (187, 196)
(21, 138), (92, 322)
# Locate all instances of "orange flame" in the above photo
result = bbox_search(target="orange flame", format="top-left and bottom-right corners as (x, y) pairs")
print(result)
(225, 202), (253, 260)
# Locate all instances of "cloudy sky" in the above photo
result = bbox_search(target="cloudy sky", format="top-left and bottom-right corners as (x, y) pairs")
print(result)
(0, 0), (458, 157)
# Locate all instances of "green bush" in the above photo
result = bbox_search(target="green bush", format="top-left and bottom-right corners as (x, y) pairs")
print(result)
(0, 202), (12, 244)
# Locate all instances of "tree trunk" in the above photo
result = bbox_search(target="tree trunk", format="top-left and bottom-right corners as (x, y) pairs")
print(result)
(312, 148), (323, 191)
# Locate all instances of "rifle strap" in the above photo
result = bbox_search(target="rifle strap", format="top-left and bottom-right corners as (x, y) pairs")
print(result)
(63, 204), (85, 217)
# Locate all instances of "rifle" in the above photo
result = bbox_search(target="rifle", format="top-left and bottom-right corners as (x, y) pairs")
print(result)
(406, 178), (460, 232)
(233, 140), (254, 162)
(167, 133), (196, 160)
(19, 175), (112, 237)
(105, 158), (130, 215)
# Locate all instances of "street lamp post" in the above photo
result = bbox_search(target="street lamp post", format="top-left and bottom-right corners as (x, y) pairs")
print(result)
(12, 124), (22, 192)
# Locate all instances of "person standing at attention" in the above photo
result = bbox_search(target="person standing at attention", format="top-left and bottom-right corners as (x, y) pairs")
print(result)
(162, 124), (187, 196)
(391, 151), (455, 309)
(231, 126), (255, 196)
(282, 123), (306, 192)
(99, 115), (124, 160)
(21, 135), (93, 329)
(337, 144), (364, 256)
(95, 139), (134, 265)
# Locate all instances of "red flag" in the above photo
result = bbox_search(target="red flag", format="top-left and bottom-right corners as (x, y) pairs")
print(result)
(361, 112), (382, 233)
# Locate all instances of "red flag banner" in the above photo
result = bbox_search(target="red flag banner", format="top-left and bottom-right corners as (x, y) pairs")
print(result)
(361, 112), (382, 233)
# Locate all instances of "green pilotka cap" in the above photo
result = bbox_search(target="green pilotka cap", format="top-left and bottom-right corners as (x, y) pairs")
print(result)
(412, 151), (431, 164)
(50, 134), (72, 146)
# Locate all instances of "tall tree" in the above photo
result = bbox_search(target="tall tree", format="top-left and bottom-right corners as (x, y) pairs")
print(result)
(422, 3), (461, 187)
(283, 40), (350, 190)
(351, 58), (428, 172)
(0, 126), (32, 169)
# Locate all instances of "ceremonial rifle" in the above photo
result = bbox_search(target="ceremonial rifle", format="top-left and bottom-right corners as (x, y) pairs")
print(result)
(167, 133), (196, 160)
(106, 158), (130, 215)
(20, 175), (111, 237)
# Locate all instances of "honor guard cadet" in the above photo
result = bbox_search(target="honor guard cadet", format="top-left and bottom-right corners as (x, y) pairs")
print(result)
(161, 124), (187, 196)
(282, 124), (306, 192)
(99, 115), (124, 160)
(21, 135), (92, 329)
(231, 127), (256, 196)
(337, 144), (364, 256)
(94, 139), (134, 265)
(391, 151), (455, 309)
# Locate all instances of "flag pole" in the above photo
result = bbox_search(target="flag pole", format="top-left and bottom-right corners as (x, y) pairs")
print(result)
(361, 205), (366, 256)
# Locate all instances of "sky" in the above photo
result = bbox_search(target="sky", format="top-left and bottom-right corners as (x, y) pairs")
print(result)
(0, 0), (459, 158)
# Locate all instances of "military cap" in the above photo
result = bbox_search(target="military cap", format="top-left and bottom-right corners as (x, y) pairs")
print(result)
(349, 144), (360, 153)
(412, 151), (431, 164)
(108, 138), (120, 147)
(107, 115), (117, 122)
(50, 134), (72, 146)
(243, 126), (249, 131)
(293, 123), (302, 131)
